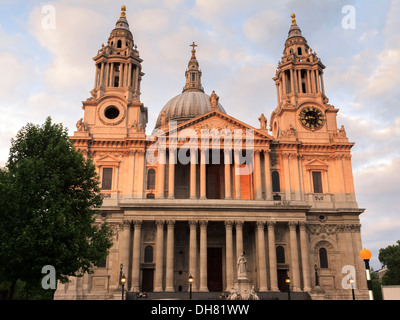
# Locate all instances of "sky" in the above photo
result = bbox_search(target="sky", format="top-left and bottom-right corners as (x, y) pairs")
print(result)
(0, 0), (399, 271)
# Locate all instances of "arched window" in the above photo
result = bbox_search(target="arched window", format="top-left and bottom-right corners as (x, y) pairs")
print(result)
(117, 40), (122, 48)
(298, 47), (302, 55)
(147, 169), (156, 190)
(276, 246), (285, 264)
(319, 247), (328, 268)
(144, 245), (153, 263)
(272, 171), (280, 192)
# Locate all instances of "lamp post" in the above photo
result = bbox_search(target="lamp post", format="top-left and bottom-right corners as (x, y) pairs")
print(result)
(285, 276), (291, 301)
(121, 274), (127, 300)
(119, 263), (126, 301)
(349, 277), (355, 300)
(360, 249), (373, 300)
(188, 275), (193, 300)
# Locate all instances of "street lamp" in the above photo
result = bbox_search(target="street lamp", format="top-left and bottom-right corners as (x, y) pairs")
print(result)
(188, 275), (194, 300)
(360, 248), (374, 300)
(119, 263), (126, 301)
(121, 274), (127, 300)
(285, 276), (291, 301)
(349, 277), (355, 300)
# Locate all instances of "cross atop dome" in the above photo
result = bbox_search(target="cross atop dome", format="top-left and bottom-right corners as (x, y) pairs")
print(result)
(190, 42), (198, 58)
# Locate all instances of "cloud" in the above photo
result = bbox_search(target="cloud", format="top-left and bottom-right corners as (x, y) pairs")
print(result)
(27, 3), (108, 92)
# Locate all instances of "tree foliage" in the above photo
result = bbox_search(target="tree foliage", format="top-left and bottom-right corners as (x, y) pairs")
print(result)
(378, 240), (400, 285)
(0, 117), (113, 298)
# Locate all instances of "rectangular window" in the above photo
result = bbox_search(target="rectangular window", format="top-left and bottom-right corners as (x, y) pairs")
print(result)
(102, 168), (113, 190)
(312, 171), (323, 194)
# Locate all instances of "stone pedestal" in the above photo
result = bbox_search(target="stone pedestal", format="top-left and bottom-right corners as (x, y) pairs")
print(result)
(227, 278), (259, 300)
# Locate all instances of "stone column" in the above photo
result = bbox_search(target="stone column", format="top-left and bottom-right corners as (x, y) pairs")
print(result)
(299, 222), (311, 292)
(267, 221), (279, 291)
(224, 150), (232, 199)
(131, 220), (142, 292)
(275, 83), (280, 105)
(165, 220), (175, 292)
(154, 220), (164, 292)
(235, 221), (244, 261)
(120, 220), (131, 285)
(190, 148), (197, 199)
(234, 149), (241, 199)
(254, 150), (262, 200)
(316, 70), (321, 94)
(289, 222), (301, 292)
(200, 148), (207, 199)
(168, 148), (176, 199)
(104, 62), (109, 87)
(290, 154), (301, 201)
(119, 63), (123, 88)
(110, 63), (115, 87)
(94, 63), (99, 88)
(225, 221), (234, 290)
(127, 63), (132, 87)
(290, 68), (295, 95)
(282, 153), (291, 201)
(320, 71), (325, 96)
(157, 148), (166, 199)
(257, 221), (268, 291)
(189, 220), (197, 291)
(199, 221), (208, 292)
(264, 150), (272, 200)
(135, 150), (145, 199)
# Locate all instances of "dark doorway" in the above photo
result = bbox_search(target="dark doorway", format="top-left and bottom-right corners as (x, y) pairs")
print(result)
(141, 269), (154, 292)
(175, 163), (190, 199)
(207, 248), (223, 291)
(206, 164), (222, 199)
(277, 269), (289, 292)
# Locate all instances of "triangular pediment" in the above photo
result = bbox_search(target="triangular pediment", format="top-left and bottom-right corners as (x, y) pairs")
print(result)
(159, 110), (273, 141)
(305, 159), (328, 170)
(95, 154), (121, 165)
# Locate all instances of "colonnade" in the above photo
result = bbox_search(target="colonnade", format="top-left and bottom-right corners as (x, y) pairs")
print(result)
(156, 148), (273, 201)
(122, 219), (312, 293)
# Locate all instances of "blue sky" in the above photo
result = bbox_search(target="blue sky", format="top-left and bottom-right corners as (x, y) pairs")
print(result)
(0, 0), (399, 271)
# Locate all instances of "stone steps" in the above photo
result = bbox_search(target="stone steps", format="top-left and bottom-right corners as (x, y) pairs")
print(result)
(126, 291), (311, 301)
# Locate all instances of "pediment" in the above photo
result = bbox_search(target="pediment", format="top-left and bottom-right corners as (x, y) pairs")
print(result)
(159, 110), (273, 141)
(304, 159), (328, 170)
(95, 154), (121, 165)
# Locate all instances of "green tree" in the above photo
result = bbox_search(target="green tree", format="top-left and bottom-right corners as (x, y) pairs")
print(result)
(0, 117), (113, 299)
(378, 240), (400, 285)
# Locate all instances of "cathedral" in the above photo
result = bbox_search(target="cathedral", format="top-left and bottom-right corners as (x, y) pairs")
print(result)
(55, 7), (369, 300)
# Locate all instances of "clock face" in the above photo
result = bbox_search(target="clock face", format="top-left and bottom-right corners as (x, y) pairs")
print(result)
(300, 107), (325, 130)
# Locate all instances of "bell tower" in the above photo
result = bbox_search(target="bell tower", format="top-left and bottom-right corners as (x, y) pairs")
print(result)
(270, 14), (340, 143)
(78, 5), (148, 139)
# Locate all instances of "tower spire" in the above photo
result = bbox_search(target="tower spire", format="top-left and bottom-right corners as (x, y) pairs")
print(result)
(183, 42), (204, 93)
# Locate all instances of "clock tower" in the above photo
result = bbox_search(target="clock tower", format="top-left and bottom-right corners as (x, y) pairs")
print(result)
(269, 14), (357, 210)
(270, 14), (340, 143)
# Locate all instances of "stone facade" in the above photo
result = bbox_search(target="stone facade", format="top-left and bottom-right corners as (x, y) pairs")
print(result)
(54, 9), (368, 300)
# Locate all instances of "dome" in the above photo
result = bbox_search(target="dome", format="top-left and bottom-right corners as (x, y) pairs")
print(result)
(155, 91), (226, 129)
